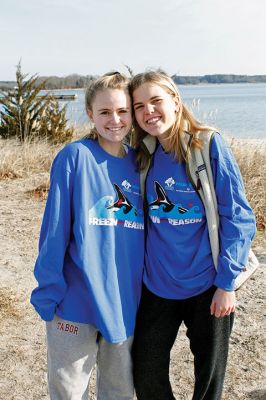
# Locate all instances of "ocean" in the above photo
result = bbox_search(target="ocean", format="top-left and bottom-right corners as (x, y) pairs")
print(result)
(64, 82), (266, 139)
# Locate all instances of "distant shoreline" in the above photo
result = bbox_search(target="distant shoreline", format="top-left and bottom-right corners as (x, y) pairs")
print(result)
(1, 74), (266, 91)
(1, 82), (266, 93)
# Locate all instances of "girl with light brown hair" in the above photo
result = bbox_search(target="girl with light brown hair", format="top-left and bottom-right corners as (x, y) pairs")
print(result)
(129, 69), (256, 400)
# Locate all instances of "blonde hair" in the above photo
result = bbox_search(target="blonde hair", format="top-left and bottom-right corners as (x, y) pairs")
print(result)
(84, 72), (131, 140)
(129, 70), (214, 168)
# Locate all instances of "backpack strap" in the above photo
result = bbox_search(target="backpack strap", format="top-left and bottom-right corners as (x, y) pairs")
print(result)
(182, 131), (220, 269)
(139, 135), (157, 198)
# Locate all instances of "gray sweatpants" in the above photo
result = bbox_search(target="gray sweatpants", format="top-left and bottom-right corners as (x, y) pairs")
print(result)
(46, 316), (134, 400)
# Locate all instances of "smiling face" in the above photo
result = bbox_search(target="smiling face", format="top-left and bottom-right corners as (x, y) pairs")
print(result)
(132, 82), (180, 144)
(88, 88), (132, 154)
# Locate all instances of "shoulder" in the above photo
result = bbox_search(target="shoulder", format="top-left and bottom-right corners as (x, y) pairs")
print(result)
(198, 130), (225, 151)
(211, 133), (235, 162)
(52, 139), (95, 173)
(209, 133), (242, 178)
(60, 138), (95, 157)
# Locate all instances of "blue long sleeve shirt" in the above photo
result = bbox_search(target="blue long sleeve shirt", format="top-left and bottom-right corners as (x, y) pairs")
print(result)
(31, 139), (144, 343)
(144, 133), (256, 299)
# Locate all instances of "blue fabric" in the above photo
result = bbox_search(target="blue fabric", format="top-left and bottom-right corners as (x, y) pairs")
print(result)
(144, 133), (256, 299)
(211, 134), (256, 290)
(31, 139), (144, 343)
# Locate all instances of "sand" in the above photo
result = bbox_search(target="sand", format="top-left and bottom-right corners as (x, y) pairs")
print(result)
(0, 173), (265, 400)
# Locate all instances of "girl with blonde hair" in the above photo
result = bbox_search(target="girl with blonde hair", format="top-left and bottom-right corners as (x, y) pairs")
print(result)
(129, 70), (256, 400)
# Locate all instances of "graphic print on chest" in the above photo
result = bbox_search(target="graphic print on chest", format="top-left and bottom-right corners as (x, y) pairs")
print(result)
(88, 182), (144, 229)
(148, 181), (203, 225)
(107, 184), (137, 215)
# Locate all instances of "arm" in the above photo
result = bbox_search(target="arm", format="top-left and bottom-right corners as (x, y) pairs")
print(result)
(30, 149), (74, 321)
(210, 134), (256, 316)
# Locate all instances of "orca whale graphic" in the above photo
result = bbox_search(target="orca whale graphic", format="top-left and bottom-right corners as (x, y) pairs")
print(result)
(107, 183), (137, 216)
(150, 181), (188, 214)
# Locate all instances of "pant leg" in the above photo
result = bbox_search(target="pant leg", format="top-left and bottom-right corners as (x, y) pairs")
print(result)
(133, 285), (183, 400)
(184, 286), (234, 400)
(46, 315), (98, 400)
(96, 335), (134, 400)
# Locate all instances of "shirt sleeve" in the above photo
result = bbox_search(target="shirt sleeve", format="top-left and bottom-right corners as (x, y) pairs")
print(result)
(30, 149), (74, 320)
(211, 133), (256, 291)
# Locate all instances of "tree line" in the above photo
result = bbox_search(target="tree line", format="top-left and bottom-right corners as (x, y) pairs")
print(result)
(1, 73), (266, 90)
(172, 74), (266, 85)
(0, 74), (95, 90)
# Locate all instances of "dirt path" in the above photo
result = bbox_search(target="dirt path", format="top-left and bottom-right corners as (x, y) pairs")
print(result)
(0, 175), (265, 400)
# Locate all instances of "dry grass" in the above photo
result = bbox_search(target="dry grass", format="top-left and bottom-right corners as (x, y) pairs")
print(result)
(229, 138), (266, 231)
(0, 138), (61, 180)
(27, 182), (50, 200)
(0, 126), (87, 180)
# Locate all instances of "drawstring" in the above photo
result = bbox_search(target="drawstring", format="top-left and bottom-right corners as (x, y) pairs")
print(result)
(185, 131), (203, 191)
(196, 171), (202, 190)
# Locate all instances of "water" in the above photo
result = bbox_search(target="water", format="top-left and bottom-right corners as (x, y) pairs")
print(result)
(63, 83), (266, 139)
(1, 84), (266, 139)
(178, 83), (266, 139)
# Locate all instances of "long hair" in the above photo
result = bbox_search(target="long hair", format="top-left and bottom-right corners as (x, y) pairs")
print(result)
(84, 72), (131, 140)
(129, 70), (214, 168)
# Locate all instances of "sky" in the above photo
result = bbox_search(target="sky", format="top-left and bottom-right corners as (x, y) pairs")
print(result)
(1, 0), (266, 80)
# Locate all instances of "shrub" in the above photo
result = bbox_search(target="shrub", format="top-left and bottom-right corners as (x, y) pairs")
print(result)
(0, 62), (73, 143)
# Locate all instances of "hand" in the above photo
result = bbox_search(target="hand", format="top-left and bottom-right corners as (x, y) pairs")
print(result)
(210, 288), (236, 318)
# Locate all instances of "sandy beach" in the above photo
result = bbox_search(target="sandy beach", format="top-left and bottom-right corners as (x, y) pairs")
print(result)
(0, 169), (265, 400)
